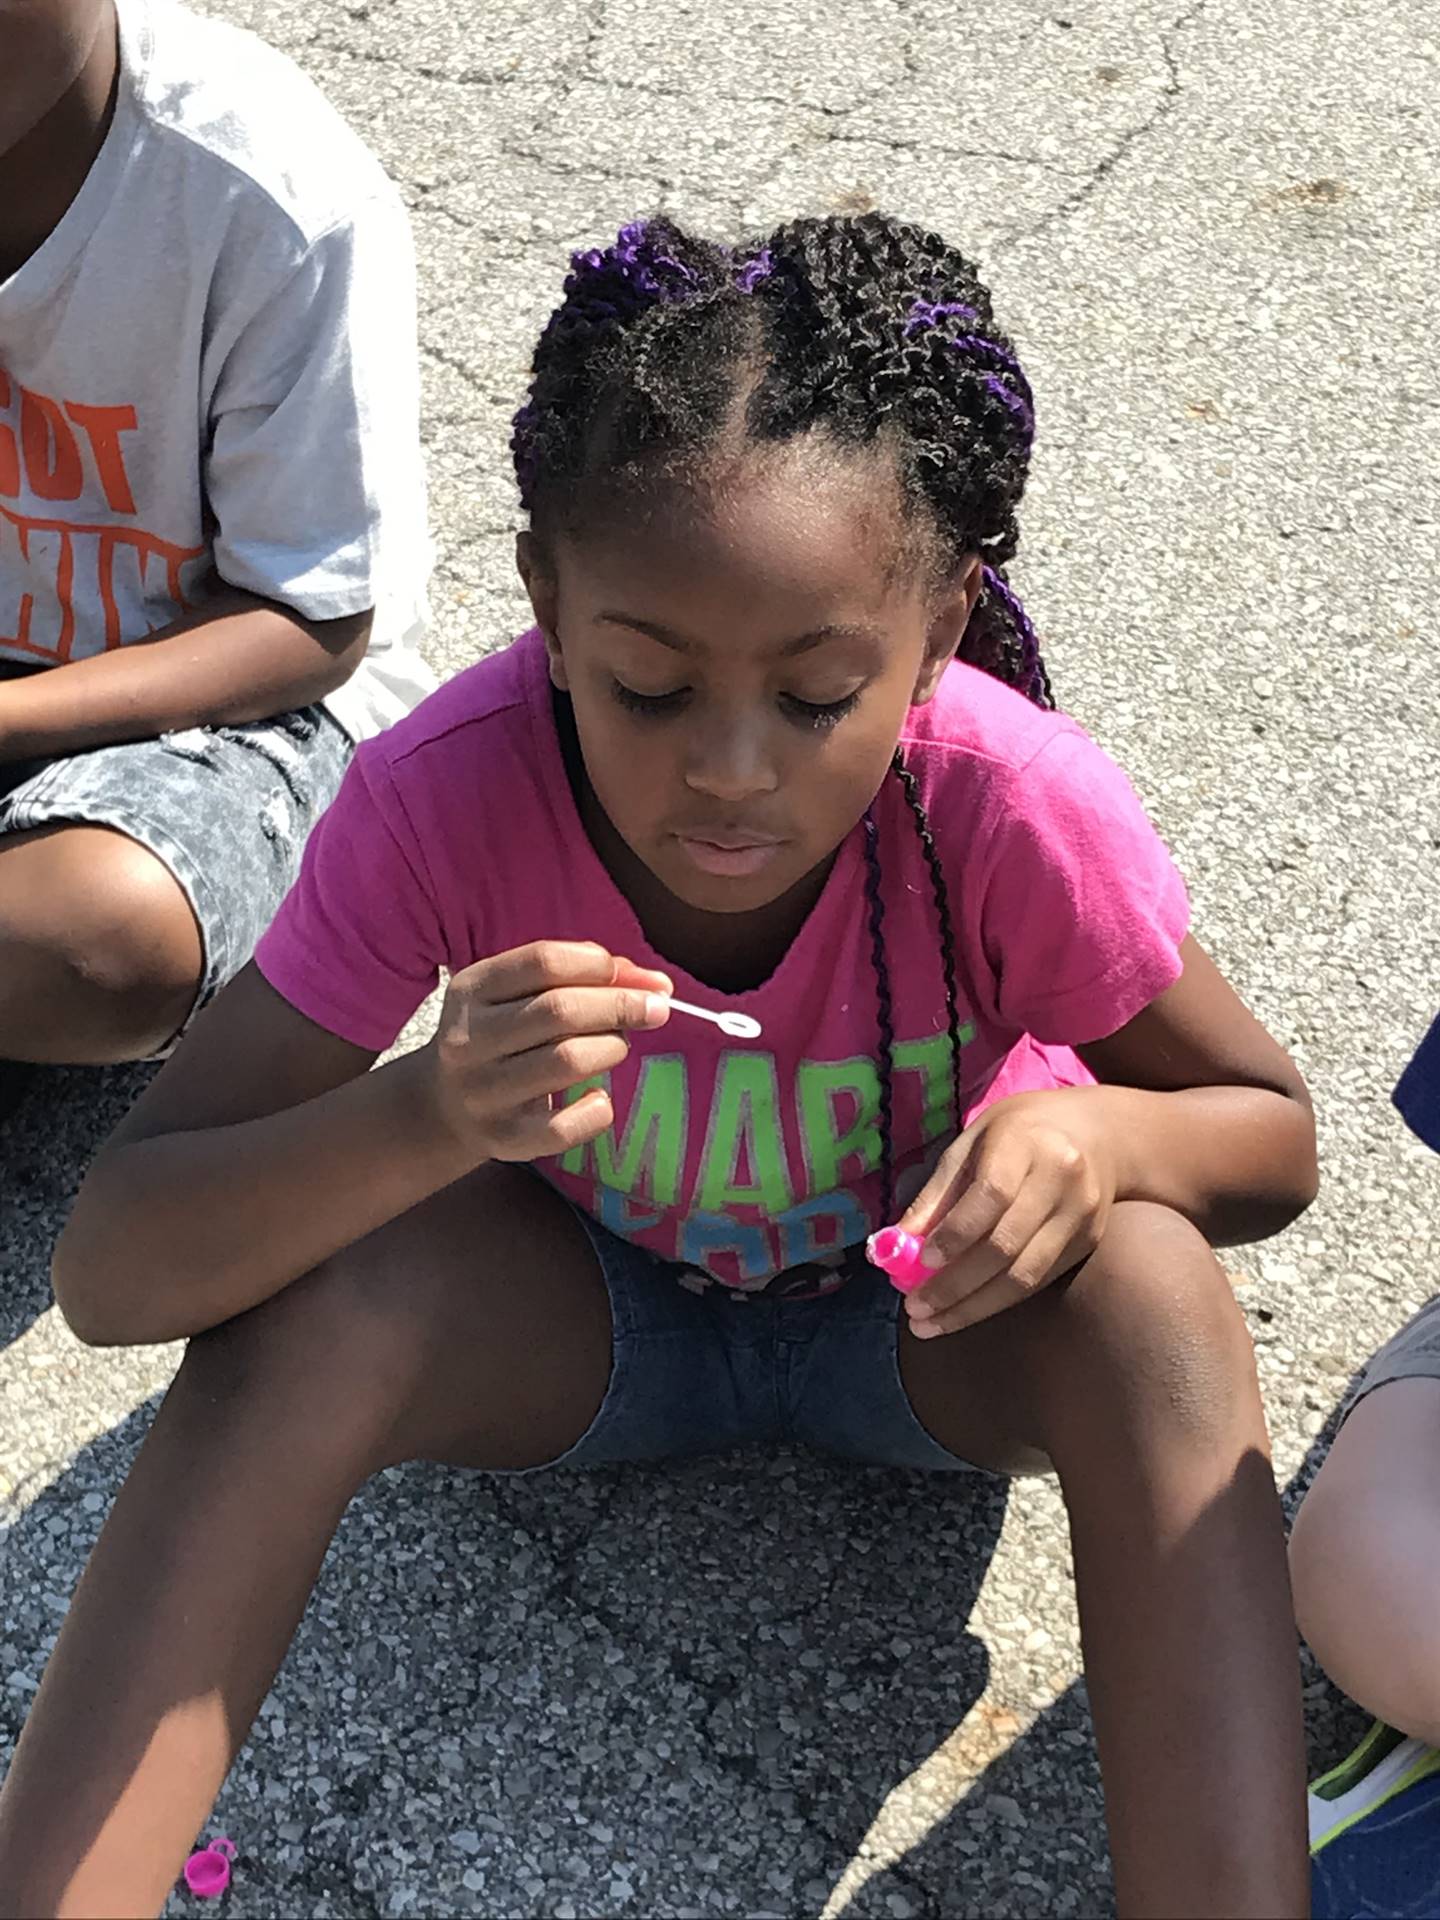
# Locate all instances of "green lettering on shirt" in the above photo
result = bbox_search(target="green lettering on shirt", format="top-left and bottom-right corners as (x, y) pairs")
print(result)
(557, 1075), (606, 1176)
(555, 1058), (686, 1204)
(696, 1052), (794, 1214)
(893, 1026), (974, 1141)
(797, 1058), (882, 1190)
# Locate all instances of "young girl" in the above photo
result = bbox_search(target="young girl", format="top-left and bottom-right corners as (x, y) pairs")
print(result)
(0, 214), (1318, 1918)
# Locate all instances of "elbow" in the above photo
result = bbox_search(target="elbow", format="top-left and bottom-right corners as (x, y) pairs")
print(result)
(1294, 1140), (1322, 1221)
(1262, 1088), (1321, 1237)
(1288, 1080), (1321, 1221)
(1211, 1087), (1319, 1246)
(52, 1225), (134, 1348)
(308, 608), (373, 695)
(52, 1186), (169, 1348)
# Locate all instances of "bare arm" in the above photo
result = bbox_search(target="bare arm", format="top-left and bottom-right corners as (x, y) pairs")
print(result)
(901, 936), (1319, 1335)
(54, 947), (672, 1347)
(53, 968), (464, 1344)
(0, 588), (371, 762)
(1076, 935), (1318, 1245)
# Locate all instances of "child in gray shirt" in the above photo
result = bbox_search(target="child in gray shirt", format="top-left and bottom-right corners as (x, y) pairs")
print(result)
(0, 0), (433, 1105)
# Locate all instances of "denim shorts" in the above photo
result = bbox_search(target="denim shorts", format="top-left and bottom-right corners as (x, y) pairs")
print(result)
(0, 706), (351, 1036)
(546, 1208), (983, 1474)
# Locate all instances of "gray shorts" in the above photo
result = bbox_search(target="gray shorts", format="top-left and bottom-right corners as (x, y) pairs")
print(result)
(0, 707), (350, 1035)
(1343, 1295), (1440, 1421)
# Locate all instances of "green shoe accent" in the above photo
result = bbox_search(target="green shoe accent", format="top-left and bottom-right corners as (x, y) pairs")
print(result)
(1309, 1723), (1440, 1854)
(1312, 1720), (1407, 1802)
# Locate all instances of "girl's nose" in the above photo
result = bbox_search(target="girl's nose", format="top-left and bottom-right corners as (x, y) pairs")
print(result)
(684, 721), (780, 800)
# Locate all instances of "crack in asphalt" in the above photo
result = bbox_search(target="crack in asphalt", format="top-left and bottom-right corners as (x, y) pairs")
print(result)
(994, 0), (1212, 254)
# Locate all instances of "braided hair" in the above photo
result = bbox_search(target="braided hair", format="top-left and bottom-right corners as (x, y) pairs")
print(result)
(513, 212), (1055, 1228)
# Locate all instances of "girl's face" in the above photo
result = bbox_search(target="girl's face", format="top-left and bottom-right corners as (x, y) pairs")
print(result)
(521, 443), (980, 920)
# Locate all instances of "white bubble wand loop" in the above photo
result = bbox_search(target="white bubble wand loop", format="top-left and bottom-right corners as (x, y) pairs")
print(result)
(664, 998), (762, 1041)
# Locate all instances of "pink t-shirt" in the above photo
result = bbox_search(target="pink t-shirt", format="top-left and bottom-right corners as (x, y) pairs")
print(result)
(257, 630), (1189, 1292)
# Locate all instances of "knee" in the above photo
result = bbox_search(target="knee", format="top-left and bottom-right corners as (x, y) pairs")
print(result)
(58, 851), (200, 1012)
(1289, 1457), (1357, 1651)
(3, 838), (201, 1040)
(1290, 1416), (1440, 1735)
(1041, 1201), (1259, 1447)
(174, 1252), (432, 1470)
(1290, 1386), (1440, 1655)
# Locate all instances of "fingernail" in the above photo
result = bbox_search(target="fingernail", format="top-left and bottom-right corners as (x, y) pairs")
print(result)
(905, 1297), (934, 1320)
(920, 1243), (946, 1269)
(643, 993), (671, 1026)
(912, 1319), (942, 1339)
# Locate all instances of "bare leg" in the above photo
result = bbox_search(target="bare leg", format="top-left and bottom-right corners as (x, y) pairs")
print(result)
(0, 1164), (611, 1919)
(1290, 1375), (1440, 1744)
(0, 825), (202, 1064)
(900, 1201), (1308, 1920)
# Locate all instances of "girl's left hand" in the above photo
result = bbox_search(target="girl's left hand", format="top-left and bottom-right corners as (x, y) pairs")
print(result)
(897, 1089), (1121, 1338)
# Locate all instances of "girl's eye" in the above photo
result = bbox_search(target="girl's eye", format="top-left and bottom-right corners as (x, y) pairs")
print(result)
(612, 680), (689, 716)
(610, 680), (862, 729)
(781, 690), (862, 730)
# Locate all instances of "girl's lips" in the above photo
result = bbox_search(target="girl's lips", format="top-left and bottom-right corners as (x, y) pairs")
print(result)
(674, 834), (786, 878)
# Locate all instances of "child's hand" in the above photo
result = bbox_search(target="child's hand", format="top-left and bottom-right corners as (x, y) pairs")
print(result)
(420, 941), (672, 1164)
(896, 1089), (1120, 1338)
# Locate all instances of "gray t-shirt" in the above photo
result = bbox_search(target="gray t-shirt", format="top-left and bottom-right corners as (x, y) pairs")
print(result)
(0, 0), (434, 740)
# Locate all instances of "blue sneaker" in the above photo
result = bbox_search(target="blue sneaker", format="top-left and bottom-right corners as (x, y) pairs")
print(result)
(1311, 1721), (1440, 1918)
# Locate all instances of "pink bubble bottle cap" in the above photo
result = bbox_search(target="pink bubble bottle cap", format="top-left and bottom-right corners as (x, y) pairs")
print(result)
(866, 1226), (930, 1293)
(184, 1836), (236, 1898)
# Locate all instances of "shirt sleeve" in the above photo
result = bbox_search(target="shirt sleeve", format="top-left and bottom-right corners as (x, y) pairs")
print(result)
(973, 724), (1191, 1046)
(254, 744), (444, 1051)
(204, 189), (429, 622)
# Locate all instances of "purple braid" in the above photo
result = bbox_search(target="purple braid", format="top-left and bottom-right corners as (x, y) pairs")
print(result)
(558, 220), (697, 330)
(734, 246), (774, 292)
(980, 564), (1050, 705)
(902, 295), (1035, 442)
(983, 375), (1035, 440)
(902, 298), (979, 335)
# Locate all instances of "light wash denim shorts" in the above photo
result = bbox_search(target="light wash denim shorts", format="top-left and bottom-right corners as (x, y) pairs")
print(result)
(0, 705), (350, 1030)
(547, 1208), (982, 1474)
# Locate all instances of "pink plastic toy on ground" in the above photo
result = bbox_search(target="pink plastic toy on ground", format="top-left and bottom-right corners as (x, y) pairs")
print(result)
(866, 1226), (931, 1293)
(184, 1836), (236, 1898)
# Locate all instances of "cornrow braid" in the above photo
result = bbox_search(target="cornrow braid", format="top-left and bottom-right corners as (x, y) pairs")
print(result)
(515, 210), (1059, 1236)
(971, 565), (1055, 709)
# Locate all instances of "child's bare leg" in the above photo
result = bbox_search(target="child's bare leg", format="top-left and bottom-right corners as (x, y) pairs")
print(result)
(1290, 1375), (1440, 1743)
(0, 825), (202, 1063)
(901, 1200), (1307, 1920)
(0, 1164), (612, 1920)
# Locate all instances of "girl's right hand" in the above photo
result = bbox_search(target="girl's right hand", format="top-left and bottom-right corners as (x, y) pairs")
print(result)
(420, 940), (673, 1164)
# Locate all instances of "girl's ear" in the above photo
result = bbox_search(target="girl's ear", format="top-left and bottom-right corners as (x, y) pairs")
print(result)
(516, 532), (568, 689)
(912, 556), (984, 705)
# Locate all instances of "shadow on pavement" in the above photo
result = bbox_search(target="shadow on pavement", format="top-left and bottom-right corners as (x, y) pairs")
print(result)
(0, 1064), (159, 1353)
(1, 1399), (1010, 1916)
(851, 1394), (1374, 1920)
